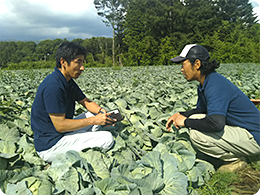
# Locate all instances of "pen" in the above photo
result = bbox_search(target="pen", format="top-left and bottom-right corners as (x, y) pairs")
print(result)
(98, 109), (116, 121)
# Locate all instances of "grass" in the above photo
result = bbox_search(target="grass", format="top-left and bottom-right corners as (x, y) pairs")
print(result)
(196, 160), (260, 195)
(196, 171), (240, 195)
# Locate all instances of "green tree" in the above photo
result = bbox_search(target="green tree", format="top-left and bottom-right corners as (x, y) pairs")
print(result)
(202, 21), (260, 63)
(94, 0), (131, 67)
(83, 38), (100, 61)
(15, 41), (36, 62)
(82, 37), (112, 65)
(35, 39), (63, 62)
(216, 0), (257, 25)
(71, 38), (84, 45)
(0, 42), (17, 68)
(124, 0), (158, 65)
(124, 0), (185, 65)
(180, 0), (223, 44)
(124, 0), (259, 65)
(158, 34), (189, 65)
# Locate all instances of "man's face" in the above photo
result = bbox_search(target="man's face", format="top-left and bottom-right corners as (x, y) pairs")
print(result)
(66, 55), (85, 80)
(181, 59), (198, 82)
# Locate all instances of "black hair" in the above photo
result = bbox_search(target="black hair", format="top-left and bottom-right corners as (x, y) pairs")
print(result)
(55, 42), (86, 68)
(188, 58), (220, 76)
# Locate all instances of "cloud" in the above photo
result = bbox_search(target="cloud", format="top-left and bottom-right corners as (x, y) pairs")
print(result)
(250, 0), (259, 7)
(250, 0), (260, 21)
(0, 0), (259, 41)
(0, 0), (112, 41)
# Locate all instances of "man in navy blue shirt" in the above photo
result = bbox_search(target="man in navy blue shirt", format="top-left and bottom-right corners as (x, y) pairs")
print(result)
(31, 42), (116, 162)
(166, 44), (260, 172)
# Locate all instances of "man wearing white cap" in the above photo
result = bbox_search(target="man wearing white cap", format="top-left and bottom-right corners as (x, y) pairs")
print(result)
(166, 44), (260, 172)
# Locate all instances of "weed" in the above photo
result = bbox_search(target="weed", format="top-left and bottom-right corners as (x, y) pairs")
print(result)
(196, 171), (240, 195)
(196, 161), (260, 195)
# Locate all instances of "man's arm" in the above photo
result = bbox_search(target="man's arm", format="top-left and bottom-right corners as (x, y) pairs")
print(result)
(166, 108), (205, 131)
(184, 114), (226, 132)
(168, 111), (226, 132)
(78, 97), (105, 114)
(49, 97), (116, 133)
(49, 112), (115, 133)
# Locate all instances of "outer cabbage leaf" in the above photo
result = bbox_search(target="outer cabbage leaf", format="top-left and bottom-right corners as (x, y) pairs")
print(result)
(80, 149), (111, 179)
(194, 159), (215, 181)
(139, 169), (164, 193)
(22, 153), (45, 166)
(149, 107), (160, 119)
(0, 158), (7, 170)
(8, 167), (40, 184)
(150, 126), (163, 138)
(0, 141), (16, 154)
(161, 152), (179, 172)
(115, 99), (128, 109)
(37, 178), (53, 195)
(111, 149), (135, 164)
(130, 164), (152, 179)
(178, 149), (196, 170)
(94, 178), (119, 194)
(76, 187), (96, 195)
(21, 176), (41, 195)
(17, 134), (35, 154)
(160, 167), (188, 195)
(6, 180), (32, 195)
(139, 151), (163, 178)
(0, 124), (20, 142)
(47, 154), (73, 181)
(175, 139), (196, 155)
(54, 166), (79, 195)
(111, 135), (126, 151)
(76, 158), (99, 183)
(0, 170), (17, 193)
(186, 166), (203, 185)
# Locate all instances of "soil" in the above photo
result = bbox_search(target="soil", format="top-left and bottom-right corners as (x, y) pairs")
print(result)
(230, 167), (260, 195)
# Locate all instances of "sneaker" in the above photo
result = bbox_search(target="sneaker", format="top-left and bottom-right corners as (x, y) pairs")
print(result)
(217, 158), (247, 172)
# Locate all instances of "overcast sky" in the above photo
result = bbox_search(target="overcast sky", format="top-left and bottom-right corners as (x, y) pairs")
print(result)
(0, 0), (259, 42)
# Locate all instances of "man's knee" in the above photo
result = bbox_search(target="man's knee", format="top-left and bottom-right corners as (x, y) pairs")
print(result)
(190, 129), (205, 145)
(188, 114), (208, 145)
(100, 131), (115, 150)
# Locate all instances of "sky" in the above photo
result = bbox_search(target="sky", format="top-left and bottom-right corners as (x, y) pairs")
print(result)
(0, 0), (112, 41)
(0, 0), (259, 42)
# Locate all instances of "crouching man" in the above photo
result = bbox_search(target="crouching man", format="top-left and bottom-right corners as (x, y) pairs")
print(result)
(166, 44), (260, 172)
(31, 42), (116, 162)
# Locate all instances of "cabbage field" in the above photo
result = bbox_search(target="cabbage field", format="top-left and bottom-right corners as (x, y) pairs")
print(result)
(0, 64), (259, 195)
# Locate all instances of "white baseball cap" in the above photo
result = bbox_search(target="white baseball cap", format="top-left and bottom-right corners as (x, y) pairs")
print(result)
(171, 44), (210, 63)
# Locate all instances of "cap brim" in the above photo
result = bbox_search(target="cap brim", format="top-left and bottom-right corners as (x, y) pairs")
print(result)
(171, 56), (186, 63)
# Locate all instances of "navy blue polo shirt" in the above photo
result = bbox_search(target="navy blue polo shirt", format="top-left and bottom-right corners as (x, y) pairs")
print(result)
(31, 67), (86, 152)
(197, 72), (260, 146)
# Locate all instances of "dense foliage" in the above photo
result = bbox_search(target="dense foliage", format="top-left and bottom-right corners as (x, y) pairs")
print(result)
(123, 0), (259, 65)
(94, 0), (131, 67)
(0, 0), (259, 69)
(0, 63), (259, 194)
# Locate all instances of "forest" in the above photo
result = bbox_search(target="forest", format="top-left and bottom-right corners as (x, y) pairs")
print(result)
(0, 0), (259, 69)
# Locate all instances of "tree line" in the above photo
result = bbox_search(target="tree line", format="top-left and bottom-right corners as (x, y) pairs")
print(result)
(0, 0), (259, 69)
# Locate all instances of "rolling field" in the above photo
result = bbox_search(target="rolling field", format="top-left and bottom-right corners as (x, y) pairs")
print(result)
(0, 64), (259, 194)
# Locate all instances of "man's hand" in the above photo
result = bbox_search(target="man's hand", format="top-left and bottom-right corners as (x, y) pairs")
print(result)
(95, 112), (117, 126)
(174, 114), (187, 128)
(166, 112), (187, 131)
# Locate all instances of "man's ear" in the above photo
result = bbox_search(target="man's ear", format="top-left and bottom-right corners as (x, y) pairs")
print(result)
(194, 59), (201, 70)
(60, 58), (68, 69)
